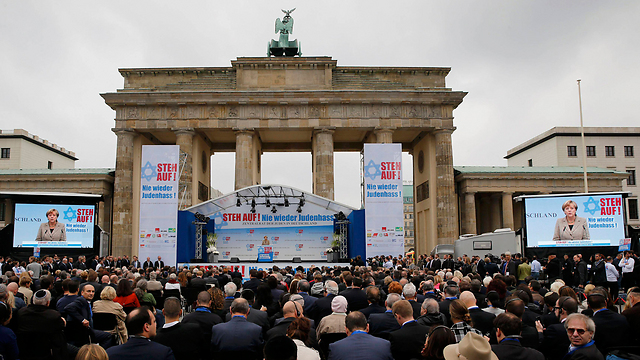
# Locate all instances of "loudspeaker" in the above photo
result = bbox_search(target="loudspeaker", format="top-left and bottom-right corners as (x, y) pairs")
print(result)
(292, 257), (302, 263)
(230, 257), (240, 263)
(190, 258), (205, 263)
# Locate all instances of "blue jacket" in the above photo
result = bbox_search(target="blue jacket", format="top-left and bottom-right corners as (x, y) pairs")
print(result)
(328, 332), (393, 360)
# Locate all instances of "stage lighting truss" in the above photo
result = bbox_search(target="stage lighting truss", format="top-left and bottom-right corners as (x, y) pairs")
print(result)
(235, 186), (306, 214)
(192, 212), (210, 261)
(333, 211), (350, 259)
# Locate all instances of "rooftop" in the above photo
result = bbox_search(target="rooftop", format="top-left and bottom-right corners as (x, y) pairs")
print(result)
(454, 166), (626, 175)
(0, 129), (78, 160)
(0, 168), (114, 175)
(505, 126), (640, 159)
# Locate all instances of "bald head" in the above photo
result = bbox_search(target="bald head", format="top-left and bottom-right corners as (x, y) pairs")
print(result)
(283, 301), (302, 318)
(6, 283), (18, 294)
(460, 291), (477, 307)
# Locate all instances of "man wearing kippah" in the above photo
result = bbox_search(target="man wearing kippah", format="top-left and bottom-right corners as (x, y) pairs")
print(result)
(16, 290), (67, 359)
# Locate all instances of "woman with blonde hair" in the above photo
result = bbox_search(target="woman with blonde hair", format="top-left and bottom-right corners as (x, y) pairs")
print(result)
(76, 344), (109, 360)
(18, 273), (33, 305)
(93, 285), (128, 344)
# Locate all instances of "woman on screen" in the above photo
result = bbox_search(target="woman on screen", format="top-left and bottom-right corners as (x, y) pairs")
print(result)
(553, 200), (590, 240)
(35, 208), (66, 241)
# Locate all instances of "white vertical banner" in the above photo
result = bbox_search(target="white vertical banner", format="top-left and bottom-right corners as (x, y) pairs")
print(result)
(138, 145), (179, 266)
(364, 144), (404, 258)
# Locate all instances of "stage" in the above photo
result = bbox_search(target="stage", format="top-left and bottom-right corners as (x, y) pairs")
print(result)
(178, 261), (348, 280)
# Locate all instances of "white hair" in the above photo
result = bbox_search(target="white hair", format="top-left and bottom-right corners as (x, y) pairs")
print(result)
(403, 283), (416, 297)
(224, 282), (237, 297)
(483, 276), (492, 288)
(325, 280), (339, 295)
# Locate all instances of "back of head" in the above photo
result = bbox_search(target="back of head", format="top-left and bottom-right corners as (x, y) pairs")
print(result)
(504, 297), (525, 318)
(287, 317), (311, 342)
(403, 283), (417, 298)
(558, 296), (579, 315)
(459, 291), (476, 307)
(445, 284), (459, 297)
(392, 300), (414, 319)
(366, 286), (380, 303)
(163, 297), (181, 319)
(264, 336), (297, 360)
(586, 290), (607, 310)
(494, 312), (522, 337)
(126, 307), (153, 336)
(422, 298), (439, 314)
(197, 290), (211, 305)
(386, 293), (401, 309)
(230, 298), (250, 315)
(449, 299), (472, 326)
(76, 344), (109, 360)
(325, 280), (339, 295)
(345, 311), (367, 332)
(224, 282), (237, 297)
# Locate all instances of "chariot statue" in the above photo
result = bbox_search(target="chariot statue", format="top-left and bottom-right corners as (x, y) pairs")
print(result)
(268, 8), (302, 57)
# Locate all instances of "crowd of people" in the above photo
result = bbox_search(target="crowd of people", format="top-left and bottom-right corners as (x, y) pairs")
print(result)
(0, 250), (639, 360)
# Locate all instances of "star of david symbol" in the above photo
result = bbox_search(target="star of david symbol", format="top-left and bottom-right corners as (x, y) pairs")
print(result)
(257, 246), (264, 253)
(140, 161), (157, 182)
(211, 212), (228, 230)
(63, 207), (76, 222)
(364, 160), (382, 180)
(583, 197), (600, 216)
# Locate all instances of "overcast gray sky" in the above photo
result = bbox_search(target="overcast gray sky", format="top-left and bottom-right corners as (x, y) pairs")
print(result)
(1, 1), (638, 209)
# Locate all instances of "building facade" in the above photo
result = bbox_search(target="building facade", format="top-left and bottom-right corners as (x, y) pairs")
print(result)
(505, 127), (639, 228)
(0, 129), (77, 170)
(403, 182), (414, 251)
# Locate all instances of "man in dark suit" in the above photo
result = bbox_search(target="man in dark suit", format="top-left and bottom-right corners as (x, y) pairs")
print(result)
(587, 290), (629, 355)
(242, 269), (262, 294)
(212, 298), (264, 360)
(189, 270), (207, 289)
(107, 307), (175, 360)
(226, 289), (270, 335)
(340, 275), (368, 312)
(120, 255), (130, 269)
(153, 297), (204, 360)
(388, 300), (430, 360)
(622, 287), (640, 343)
(536, 296), (578, 360)
(402, 283), (423, 320)
(563, 313), (603, 360)
(492, 313), (544, 360)
(154, 256), (165, 270)
(360, 286), (386, 319)
(266, 301), (316, 347)
(308, 280), (338, 324)
(329, 311), (393, 360)
(131, 255), (141, 269)
(222, 282), (237, 316)
(439, 283), (459, 324)
(182, 290), (223, 356)
(297, 280), (317, 314)
(143, 257), (154, 270)
(442, 255), (455, 271)
(461, 291), (495, 336)
(16, 289), (68, 360)
(368, 293), (402, 338)
(429, 255), (442, 271)
(503, 297), (539, 350)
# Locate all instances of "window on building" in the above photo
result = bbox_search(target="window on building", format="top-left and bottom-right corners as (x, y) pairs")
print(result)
(627, 169), (637, 186)
(605, 146), (615, 157)
(47, 161), (53, 170)
(528, 159), (533, 167)
(567, 146), (577, 157)
(0, 148), (9, 159)
(586, 146), (596, 157)
(625, 146), (634, 157)
(629, 199), (639, 220)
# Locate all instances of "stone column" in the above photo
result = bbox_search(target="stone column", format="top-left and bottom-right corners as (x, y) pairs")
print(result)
(235, 129), (255, 190)
(174, 128), (195, 209)
(374, 127), (394, 143)
(502, 192), (515, 230)
(463, 192), (477, 235)
(111, 128), (136, 257)
(312, 128), (335, 200)
(490, 193), (502, 231)
(434, 129), (457, 244)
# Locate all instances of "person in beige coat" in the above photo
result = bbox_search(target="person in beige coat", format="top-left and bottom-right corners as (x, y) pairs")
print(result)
(93, 286), (128, 343)
(553, 200), (590, 241)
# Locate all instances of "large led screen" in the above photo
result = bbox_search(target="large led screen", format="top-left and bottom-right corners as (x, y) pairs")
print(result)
(13, 203), (95, 248)
(524, 194), (625, 248)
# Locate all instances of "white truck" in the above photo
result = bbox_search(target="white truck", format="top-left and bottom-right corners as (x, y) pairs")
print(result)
(431, 228), (521, 259)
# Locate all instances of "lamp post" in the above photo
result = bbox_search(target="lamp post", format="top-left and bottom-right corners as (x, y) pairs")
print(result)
(577, 79), (589, 193)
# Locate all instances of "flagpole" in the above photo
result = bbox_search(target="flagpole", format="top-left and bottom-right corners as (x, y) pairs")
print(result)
(577, 79), (588, 193)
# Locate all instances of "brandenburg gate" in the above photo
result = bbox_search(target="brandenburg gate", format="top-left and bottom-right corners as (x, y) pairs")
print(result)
(102, 56), (467, 257)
